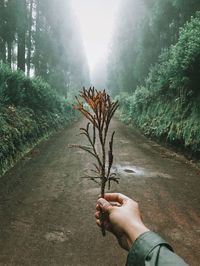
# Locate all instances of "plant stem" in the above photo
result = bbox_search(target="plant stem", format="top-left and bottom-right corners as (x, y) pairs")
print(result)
(100, 179), (106, 236)
(74, 88), (119, 238)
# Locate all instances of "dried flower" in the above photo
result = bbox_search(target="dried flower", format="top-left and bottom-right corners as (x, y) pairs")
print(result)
(71, 87), (119, 236)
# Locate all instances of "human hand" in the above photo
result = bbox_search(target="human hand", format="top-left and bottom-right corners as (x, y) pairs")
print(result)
(95, 193), (149, 251)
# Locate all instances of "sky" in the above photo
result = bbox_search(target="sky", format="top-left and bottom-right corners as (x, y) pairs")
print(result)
(71, 0), (120, 72)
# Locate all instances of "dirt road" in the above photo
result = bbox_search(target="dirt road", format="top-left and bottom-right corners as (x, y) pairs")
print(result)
(0, 118), (199, 266)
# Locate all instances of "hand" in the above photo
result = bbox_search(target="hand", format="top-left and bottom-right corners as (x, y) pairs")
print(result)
(95, 193), (149, 251)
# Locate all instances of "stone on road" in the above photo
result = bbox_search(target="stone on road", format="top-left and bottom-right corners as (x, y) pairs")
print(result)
(0, 119), (199, 266)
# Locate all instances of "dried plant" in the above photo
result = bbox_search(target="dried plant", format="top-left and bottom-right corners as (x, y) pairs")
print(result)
(70, 87), (119, 235)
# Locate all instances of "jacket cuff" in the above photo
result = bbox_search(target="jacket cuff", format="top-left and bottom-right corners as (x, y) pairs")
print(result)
(126, 231), (173, 266)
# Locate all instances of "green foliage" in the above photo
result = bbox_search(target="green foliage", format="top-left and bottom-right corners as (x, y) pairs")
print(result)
(146, 13), (200, 94)
(0, 0), (90, 95)
(107, 0), (200, 96)
(117, 13), (200, 155)
(115, 94), (133, 123)
(0, 65), (77, 176)
(32, 0), (90, 95)
(107, 0), (148, 95)
(0, 64), (68, 113)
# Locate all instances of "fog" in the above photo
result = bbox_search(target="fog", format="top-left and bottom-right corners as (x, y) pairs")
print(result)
(71, 0), (120, 85)
(0, 1), (200, 266)
(1, 0), (200, 95)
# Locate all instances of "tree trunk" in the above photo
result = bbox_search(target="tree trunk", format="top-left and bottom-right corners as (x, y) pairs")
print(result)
(34, 0), (40, 76)
(0, 39), (6, 63)
(17, 31), (26, 72)
(17, 0), (27, 72)
(0, 0), (6, 63)
(7, 41), (12, 68)
(27, 0), (33, 76)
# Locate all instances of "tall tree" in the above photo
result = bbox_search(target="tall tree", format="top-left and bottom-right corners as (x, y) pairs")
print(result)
(27, 0), (34, 76)
(0, 0), (6, 63)
(107, 0), (147, 95)
(107, 0), (200, 96)
(0, 0), (90, 95)
(16, 0), (27, 71)
(5, 0), (16, 68)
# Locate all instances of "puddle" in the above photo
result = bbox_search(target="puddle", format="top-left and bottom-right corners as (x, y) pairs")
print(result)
(113, 164), (172, 179)
(124, 169), (135, 173)
(114, 164), (145, 176)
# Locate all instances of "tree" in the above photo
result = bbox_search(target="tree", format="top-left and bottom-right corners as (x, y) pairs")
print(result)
(27, 0), (34, 76)
(0, 0), (90, 95)
(0, 0), (6, 63)
(16, 0), (27, 72)
(107, 0), (148, 95)
(107, 0), (200, 96)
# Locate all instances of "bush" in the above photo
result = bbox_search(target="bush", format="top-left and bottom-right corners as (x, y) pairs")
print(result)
(146, 12), (200, 97)
(0, 65), (77, 176)
(117, 13), (200, 155)
(0, 64), (67, 113)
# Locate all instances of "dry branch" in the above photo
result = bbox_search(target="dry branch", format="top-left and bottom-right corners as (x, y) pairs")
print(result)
(72, 87), (119, 236)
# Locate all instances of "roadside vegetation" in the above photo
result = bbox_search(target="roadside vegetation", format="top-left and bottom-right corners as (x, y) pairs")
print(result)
(108, 0), (200, 156)
(0, 65), (77, 176)
(0, 0), (89, 176)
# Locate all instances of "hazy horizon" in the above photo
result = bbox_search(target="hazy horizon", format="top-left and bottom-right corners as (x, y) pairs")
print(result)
(71, 0), (120, 73)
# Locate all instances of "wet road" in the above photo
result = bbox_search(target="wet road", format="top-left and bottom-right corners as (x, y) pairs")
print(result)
(0, 118), (199, 265)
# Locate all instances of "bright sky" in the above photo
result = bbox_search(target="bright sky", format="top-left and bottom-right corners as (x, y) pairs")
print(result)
(71, 0), (120, 71)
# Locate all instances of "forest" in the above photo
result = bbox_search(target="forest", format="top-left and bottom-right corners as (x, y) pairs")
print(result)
(0, 1), (200, 265)
(0, 0), (89, 175)
(107, 0), (200, 156)
(1, 0), (200, 174)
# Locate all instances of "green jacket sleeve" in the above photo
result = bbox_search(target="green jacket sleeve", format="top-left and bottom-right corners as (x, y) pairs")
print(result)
(126, 231), (188, 266)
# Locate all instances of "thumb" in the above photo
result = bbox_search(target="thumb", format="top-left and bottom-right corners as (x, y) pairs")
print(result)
(98, 198), (113, 214)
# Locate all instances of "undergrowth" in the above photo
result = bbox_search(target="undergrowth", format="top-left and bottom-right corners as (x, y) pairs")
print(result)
(116, 13), (200, 157)
(0, 64), (77, 176)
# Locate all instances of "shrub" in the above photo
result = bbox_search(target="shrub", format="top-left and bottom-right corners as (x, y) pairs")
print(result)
(117, 13), (200, 155)
(0, 64), (77, 176)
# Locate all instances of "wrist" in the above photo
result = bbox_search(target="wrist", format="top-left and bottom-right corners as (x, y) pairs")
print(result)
(125, 223), (150, 250)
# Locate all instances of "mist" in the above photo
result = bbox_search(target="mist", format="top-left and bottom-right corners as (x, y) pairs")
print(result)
(71, 0), (120, 87)
(1, 0), (200, 95)
(0, 1), (200, 265)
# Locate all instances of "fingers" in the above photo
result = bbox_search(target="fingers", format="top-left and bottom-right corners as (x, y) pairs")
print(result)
(103, 193), (130, 204)
(95, 211), (101, 228)
(95, 211), (100, 219)
(97, 198), (113, 213)
(96, 219), (101, 227)
(96, 193), (130, 214)
(96, 201), (120, 212)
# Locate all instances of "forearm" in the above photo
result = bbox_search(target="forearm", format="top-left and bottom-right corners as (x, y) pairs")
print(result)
(126, 231), (188, 266)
